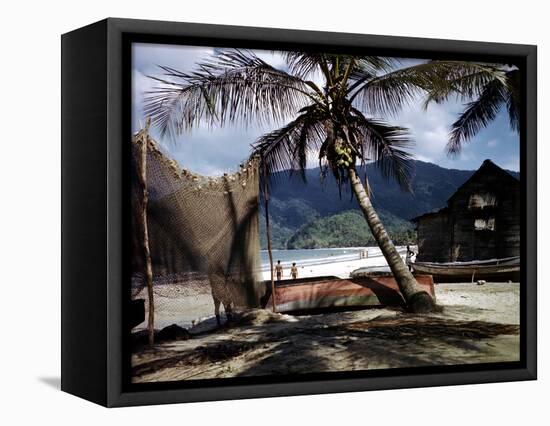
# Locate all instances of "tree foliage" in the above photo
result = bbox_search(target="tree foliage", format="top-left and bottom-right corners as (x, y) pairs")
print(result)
(144, 50), (462, 193)
(286, 210), (415, 249)
(422, 61), (520, 155)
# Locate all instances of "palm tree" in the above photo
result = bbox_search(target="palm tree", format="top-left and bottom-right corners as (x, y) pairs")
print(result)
(143, 50), (447, 313)
(422, 61), (519, 155)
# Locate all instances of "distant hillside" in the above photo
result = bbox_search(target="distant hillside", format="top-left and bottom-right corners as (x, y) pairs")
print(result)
(286, 210), (416, 249)
(259, 160), (519, 249)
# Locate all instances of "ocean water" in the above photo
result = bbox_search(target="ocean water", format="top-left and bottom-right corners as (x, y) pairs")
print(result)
(259, 247), (387, 271)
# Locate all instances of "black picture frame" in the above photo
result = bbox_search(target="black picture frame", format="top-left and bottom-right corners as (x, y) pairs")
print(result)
(61, 17), (537, 407)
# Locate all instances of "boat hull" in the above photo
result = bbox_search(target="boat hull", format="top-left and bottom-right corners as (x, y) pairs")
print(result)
(412, 258), (520, 283)
(263, 275), (435, 313)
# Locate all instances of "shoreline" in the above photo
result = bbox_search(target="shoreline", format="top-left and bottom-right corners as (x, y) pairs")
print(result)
(260, 246), (406, 280)
(133, 246), (410, 331)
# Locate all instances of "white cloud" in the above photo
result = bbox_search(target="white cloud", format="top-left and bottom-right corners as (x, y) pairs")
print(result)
(414, 153), (434, 163)
(254, 50), (288, 70)
(132, 45), (518, 174)
(132, 43), (213, 74)
(498, 157), (521, 172)
(394, 99), (457, 163)
(132, 43), (215, 134)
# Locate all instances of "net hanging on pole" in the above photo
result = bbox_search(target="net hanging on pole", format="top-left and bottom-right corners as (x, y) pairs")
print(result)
(130, 128), (264, 330)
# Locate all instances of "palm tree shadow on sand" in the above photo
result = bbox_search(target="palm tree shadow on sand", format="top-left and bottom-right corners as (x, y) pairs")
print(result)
(131, 311), (519, 381)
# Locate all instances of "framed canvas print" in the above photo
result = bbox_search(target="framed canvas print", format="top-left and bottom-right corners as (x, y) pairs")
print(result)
(61, 18), (537, 407)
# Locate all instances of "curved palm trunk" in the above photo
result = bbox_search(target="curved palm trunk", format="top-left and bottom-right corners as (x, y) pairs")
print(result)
(348, 167), (435, 313)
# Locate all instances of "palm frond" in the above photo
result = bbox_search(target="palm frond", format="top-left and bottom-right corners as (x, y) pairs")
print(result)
(282, 51), (329, 79)
(422, 61), (508, 107)
(505, 69), (520, 132)
(347, 57), (399, 82)
(283, 52), (396, 86)
(447, 79), (506, 155)
(349, 62), (453, 116)
(251, 108), (326, 182)
(143, 49), (313, 138)
(350, 109), (414, 192)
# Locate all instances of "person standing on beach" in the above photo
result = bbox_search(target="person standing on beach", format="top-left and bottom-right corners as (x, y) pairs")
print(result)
(290, 262), (298, 280)
(406, 245), (416, 271)
(275, 260), (283, 281)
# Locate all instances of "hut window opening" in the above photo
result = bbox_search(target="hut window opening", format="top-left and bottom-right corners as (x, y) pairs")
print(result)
(468, 192), (497, 209)
(474, 217), (495, 231)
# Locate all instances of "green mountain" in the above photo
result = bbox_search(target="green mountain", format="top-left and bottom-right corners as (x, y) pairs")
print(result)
(286, 210), (415, 249)
(259, 160), (518, 249)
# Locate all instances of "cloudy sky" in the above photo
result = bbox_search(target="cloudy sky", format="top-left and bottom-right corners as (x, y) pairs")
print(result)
(132, 43), (520, 176)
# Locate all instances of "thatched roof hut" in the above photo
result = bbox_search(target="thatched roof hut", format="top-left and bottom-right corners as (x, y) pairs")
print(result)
(412, 160), (520, 262)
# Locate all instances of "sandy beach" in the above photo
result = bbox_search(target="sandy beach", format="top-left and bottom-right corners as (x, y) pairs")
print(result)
(133, 247), (406, 331)
(131, 248), (520, 383)
(260, 246), (402, 281)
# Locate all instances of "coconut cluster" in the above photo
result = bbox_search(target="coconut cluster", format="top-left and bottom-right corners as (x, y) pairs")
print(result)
(334, 141), (354, 168)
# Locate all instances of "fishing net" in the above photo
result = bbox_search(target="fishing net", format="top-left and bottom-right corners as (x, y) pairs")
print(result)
(131, 129), (264, 330)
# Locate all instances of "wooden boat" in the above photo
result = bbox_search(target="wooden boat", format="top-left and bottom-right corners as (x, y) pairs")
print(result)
(350, 266), (391, 277)
(262, 275), (435, 313)
(411, 256), (520, 283)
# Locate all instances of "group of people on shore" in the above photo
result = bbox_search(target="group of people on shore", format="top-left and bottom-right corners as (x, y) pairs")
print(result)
(271, 245), (415, 280)
(274, 260), (298, 281)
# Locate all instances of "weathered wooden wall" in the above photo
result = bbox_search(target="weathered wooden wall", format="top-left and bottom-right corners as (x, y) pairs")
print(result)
(415, 161), (520, 262)
(415, 211), (451, 262)
(495, 183), (521, 258)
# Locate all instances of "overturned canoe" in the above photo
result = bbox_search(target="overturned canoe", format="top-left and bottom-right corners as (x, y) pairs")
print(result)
(411, 256), (520, 283)
(262, 275), (435, 313)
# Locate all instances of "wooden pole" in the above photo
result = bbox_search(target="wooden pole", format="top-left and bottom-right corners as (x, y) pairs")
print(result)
(262, 160), (277, 312)
(136, 125), (155, 347)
